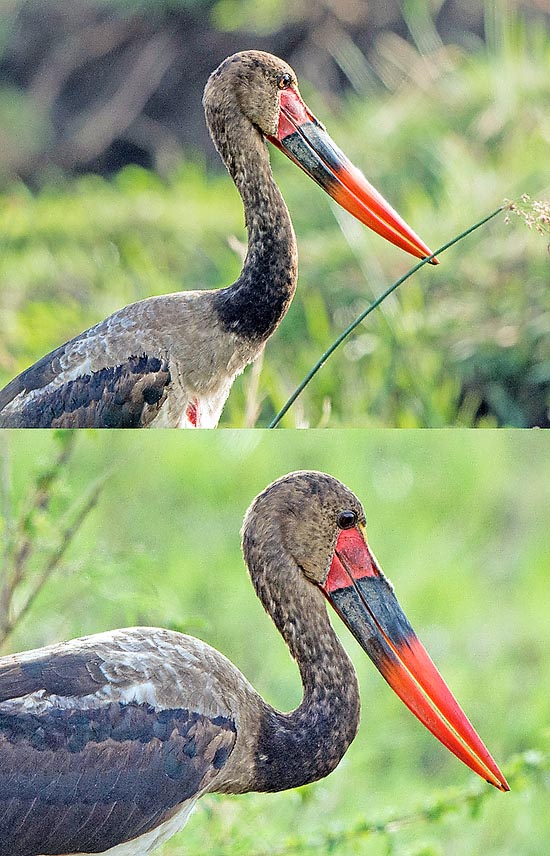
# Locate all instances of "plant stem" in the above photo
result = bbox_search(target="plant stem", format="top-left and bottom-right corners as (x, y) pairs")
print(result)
(0, 474), (107, 648)
(267, 205), (505, 428)
(246, 748), (548, 856)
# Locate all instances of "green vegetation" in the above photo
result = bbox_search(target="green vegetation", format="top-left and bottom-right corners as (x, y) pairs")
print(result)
(1, 19), (549, 426)
(1, 430), (549, 854)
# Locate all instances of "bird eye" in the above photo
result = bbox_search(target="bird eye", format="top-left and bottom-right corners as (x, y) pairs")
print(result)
(277, 73), (292, 90)
(337, 510), (357, 530)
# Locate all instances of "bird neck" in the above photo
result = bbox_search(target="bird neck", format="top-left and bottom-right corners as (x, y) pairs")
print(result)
(211, 114), (299, 342)
(249, 566), (361, 794)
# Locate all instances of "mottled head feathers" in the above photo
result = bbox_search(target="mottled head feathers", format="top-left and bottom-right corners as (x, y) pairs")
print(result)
(242, 470), (365, 587)
(204, 50), (298, 139)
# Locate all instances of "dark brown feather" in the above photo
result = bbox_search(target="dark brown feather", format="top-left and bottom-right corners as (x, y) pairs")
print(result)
(0, 701), (236, 855)
(0, 340), (70, 412)
(0, 354), (171, 428)
(0, 651), (106, 703)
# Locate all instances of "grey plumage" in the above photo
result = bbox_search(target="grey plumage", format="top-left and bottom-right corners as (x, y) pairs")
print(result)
(0, 628), (250, 856)
(0, 472), (369, 855)
(0, 354), (171, 428)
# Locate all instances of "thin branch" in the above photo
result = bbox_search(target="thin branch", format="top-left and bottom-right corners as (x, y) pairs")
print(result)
(332, 206), (444, 425)
(0, 471), (108, 648)
(6, 434), (76, 588)
(267, 205), (506, 428)
(0, 434), (113, 649)
(0, 438), (14, 614)
(0, 433), (77, 639)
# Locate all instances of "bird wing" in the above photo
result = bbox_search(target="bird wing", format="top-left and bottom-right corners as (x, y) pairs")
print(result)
(0, 291), (239, 428)
(0, 629), (238, 856)
(0, 341), (172, 428)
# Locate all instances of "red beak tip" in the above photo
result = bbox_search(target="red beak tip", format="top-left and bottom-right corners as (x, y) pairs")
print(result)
(486, 769), (510, 792)
(429, 255), (440, 265)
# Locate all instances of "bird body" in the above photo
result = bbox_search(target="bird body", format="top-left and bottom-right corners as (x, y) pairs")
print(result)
(0, 625), (355, 855)
(0, 292), (261, 428)
(0, 50), (435, 428)
(0, 472), (507, 855)
(0, 627), (253, 855)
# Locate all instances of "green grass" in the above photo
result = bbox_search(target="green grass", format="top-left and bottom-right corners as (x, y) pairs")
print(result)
(1, 429), (549, 854)
(1, 24), (549, 426)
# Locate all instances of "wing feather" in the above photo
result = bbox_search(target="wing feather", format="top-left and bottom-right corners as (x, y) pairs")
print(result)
(0, 632), (238, 855)
(0, 354), (171, 428)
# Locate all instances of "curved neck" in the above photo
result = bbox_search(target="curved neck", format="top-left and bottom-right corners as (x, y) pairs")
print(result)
(209, 110), (298, 342)
(248, 554), (361, 793)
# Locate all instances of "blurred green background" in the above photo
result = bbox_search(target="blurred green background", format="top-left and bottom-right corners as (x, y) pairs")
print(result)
(1, 429), (549, 854)
(0, 0), (549, 426)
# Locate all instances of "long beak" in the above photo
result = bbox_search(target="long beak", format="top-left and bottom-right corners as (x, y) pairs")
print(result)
(321, 525), (509, 791)
(267, 87), (438, 263)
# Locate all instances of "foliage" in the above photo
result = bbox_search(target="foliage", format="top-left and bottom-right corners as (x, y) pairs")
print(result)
(3, 0), (534, 182)
(268, 205), (507, 427)
(1, 430), (549, 854)
(0, 431), (110, 647)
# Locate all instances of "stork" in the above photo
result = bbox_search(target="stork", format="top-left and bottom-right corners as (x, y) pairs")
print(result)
(0, 471), (507, 856)
(0, 51), (436, 428)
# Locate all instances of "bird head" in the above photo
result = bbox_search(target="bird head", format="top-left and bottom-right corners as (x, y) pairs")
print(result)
(205, 50), (297, 138)
(204, 50), (438, 262)
(243, 470), (509, 792)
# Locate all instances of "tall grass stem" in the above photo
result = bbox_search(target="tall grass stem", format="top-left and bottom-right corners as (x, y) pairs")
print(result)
(267, 205), (505, 428)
